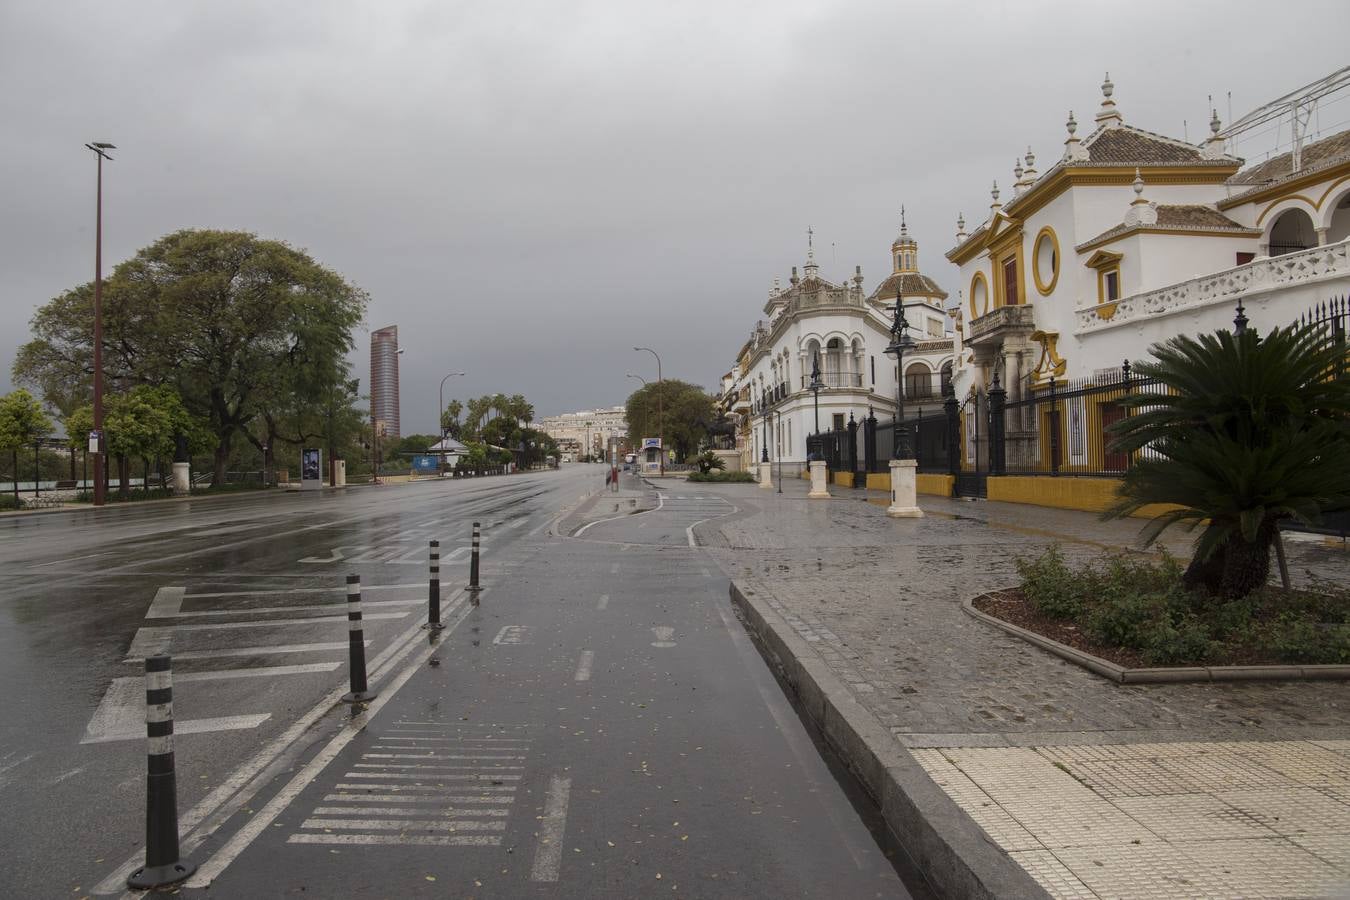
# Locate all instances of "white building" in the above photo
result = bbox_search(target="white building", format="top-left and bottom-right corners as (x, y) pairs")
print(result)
(537, 406), (628, 461)
(947, 71), (1350, 409)
(730, 225), (953, 473)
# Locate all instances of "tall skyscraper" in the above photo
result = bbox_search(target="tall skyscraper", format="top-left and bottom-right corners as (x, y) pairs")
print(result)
(370, 325), (401, 440)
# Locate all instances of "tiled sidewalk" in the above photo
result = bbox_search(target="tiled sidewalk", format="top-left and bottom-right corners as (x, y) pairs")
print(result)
(697, 477), (1350, 898)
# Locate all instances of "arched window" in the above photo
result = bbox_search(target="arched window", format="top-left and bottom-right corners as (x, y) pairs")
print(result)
(1268, 208), (1317, 256)
(1327, 191), (1350, 245)
(940, 361), (954, 395)
(905, 362), (933, 399)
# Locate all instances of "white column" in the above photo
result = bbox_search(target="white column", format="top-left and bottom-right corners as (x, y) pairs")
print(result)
(172, 462), (190, 496)
(808, 459), (830, 498)
(887, 458), (923, 517)
(759, 460), (773, 489)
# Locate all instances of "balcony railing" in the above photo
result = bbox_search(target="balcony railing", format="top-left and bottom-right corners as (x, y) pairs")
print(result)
(800, 372), (863, 389)
(1076, 239), (1350, 333)
(967, 304), (1037, 343)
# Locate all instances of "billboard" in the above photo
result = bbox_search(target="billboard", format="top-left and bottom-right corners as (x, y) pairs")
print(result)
(641, 437), (662, 450)
(412, 455), (438, 473)
(300, 448), (322, 491)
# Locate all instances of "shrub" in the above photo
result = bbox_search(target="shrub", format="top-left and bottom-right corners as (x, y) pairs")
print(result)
(0, 494), (21, 511)
(686, 470), (754, 483)
(1011, 545), (1343, 665)
(1015, 546), (1088, 619)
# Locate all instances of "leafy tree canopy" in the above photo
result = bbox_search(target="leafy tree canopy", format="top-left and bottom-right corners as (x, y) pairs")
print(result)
(0, 389), (53, 450)
(13, 229), (368, 483)
(624, 379), (715, 462)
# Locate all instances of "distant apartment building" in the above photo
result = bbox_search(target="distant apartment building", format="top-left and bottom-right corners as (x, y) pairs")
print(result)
(538, 406), (629, 459)
(370, 325), (401, 439)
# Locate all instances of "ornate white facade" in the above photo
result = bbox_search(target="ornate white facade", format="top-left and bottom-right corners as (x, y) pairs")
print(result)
(538, 407), (628, 460)
(945, 72), (1350, 402)
(725, 223), (953, 472)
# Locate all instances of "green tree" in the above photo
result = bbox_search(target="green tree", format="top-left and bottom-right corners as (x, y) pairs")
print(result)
(14, 229), (368, 485)
(624, 380), (714, 462)
(67, 386), (211, 497)
(0, 389), (54, 502)
(441, 399), (464, 439)
(1107, 322), (1350, 598)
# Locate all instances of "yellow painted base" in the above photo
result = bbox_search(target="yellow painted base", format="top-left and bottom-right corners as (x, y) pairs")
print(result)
(916, 474), (955, 497)
(866, 472), (890, 492)
(986, 476), (1175, 518)
(832, 471), (853, 488)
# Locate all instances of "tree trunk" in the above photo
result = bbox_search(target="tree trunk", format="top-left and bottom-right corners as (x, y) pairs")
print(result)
(1219, 518), (1277, 599)
(1182, 524), (1227, 595)
(213, 437), (230, 486)
(118, 455), (130, 499)
(11, 450), (17, 503)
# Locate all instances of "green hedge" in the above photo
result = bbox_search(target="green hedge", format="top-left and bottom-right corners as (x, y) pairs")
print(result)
(686, 470), (755, 483)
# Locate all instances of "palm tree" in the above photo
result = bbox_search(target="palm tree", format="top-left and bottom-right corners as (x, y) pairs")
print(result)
(1107, 320), (1350, 598)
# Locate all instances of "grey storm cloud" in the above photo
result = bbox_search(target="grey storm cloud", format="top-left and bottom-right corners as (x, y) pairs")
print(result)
(3, 0), (1348, 432)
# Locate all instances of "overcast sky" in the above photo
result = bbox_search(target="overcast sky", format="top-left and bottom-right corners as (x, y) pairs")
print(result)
(3, 0), (1348, 432)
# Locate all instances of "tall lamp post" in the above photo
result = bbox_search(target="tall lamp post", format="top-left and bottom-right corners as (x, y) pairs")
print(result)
(86, 141), (115, 507)
(885, 289), (917, 460)
(808, 352), (825, 460)
(626, 373), (648, 444)
(633, 346), (663, 475)
(759, 397), (769, 463)
(437, 371), (465, 473)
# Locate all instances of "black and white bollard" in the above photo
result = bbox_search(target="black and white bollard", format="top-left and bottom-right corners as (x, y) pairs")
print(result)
(426, 540), (443, 630)
(468, 520), (482, 604)
(126, 654), (197, 889)
(342, 574), (377, 702)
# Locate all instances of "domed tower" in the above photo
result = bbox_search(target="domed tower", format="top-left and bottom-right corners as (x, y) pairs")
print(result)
(868, 207), (949, 331)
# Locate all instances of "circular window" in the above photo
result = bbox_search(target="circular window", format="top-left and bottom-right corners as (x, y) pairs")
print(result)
(970, 272), (989, 318)
(1033, 227), (1060, 295)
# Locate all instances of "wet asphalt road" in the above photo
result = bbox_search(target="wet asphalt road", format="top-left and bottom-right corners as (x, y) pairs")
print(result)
(0, 468), (917, 898)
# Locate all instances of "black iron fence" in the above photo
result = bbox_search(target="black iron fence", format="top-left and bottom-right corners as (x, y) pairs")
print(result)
(797, 296), (1347, 503)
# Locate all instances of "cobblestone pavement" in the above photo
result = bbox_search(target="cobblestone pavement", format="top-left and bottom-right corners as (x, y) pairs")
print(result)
(690, 476), (1350, 898)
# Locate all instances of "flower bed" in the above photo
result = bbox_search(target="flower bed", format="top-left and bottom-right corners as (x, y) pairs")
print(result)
(972, 547), (1349, 667)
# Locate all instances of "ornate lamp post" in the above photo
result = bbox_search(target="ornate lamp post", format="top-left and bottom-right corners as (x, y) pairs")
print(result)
(808, 352), (825, 460)
(885, 289), (917, 460)
(760, 397), (769, 463)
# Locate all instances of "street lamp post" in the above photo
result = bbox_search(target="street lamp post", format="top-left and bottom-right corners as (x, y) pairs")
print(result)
(625, 373), (648, 442)
(808, 352), (825, 460)
(633, 347), (663, 475)
(885, 290), (917, 460)
(760, 398), (769, 463)
(437, 372), (465, 473)
(86, 141), (115, 507)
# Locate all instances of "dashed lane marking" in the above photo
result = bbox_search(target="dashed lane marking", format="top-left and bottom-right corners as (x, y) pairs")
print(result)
(574, 650), (595, 682)
(530, 775), (571, 882)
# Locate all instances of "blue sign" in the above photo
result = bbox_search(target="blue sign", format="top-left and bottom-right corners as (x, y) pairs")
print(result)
(412, 455), (438, 472)
(641, 437), (662, 450)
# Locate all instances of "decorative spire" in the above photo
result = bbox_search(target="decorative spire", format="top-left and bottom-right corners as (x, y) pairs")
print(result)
(1202, 108), (1227, 159)
(989, 180), (1002, 215)
(1096, 71), (1122, 127)
(956, 212), (967, 242)
(804, 225), (819, 279)
(1124, 167), (1157, 226)
(1064, 109), (1089, 161)
(1024, 146), (1037, 177)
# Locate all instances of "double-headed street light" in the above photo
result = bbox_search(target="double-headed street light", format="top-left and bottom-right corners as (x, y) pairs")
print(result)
(885, 289), (917, 460)
(633, 347), (663, 475)
(86, 141), (115, 507)
(808, 352), (825, 460)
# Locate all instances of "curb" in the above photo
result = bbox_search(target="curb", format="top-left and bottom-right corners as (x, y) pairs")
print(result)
(962, 596), (1350, 684)
(729, 581), (1049, 900)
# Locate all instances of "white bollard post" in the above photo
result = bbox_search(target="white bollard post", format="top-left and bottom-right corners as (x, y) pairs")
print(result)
(887, 458), (924, 518)
(808, 460), (830, 499)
